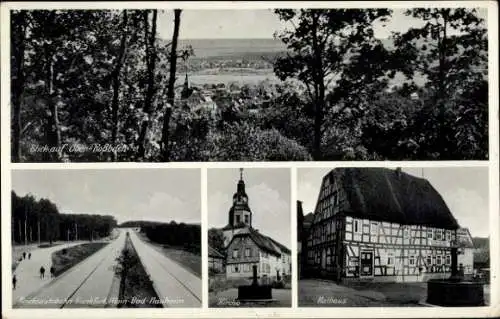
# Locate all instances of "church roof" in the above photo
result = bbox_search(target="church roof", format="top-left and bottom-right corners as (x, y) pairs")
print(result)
(230, 227), (289, 257)
(320, 168), (459, 230)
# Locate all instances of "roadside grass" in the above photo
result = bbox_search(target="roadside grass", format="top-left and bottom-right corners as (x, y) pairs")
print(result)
(51, 242), (108, 277)
(114, 235), (162, 308)
(136, 232), (201, 278)
(159, 246), (201, 278)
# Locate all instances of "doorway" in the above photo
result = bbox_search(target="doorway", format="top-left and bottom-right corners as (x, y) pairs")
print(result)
(360, 250), (374, 277)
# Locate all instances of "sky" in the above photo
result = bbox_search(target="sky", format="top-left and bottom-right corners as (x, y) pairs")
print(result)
(11, 169), (201, 225)
(207, 168), (291, 248)
(157, 8), (488, 40)
(297, 167), (490, 238)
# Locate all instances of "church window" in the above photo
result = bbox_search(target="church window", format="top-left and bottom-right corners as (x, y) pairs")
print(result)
(245, 248), (251, 257)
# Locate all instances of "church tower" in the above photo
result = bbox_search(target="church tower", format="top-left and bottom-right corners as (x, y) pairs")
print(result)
(181, 73), (191, 99)
(222, 168), (253, 246)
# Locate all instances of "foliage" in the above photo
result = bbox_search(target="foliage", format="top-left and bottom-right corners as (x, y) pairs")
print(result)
(205, 122), (312, 161)
(129, 221), (202, 255)
(11, 191), (117, 243)
(208, 228), (225, 254)
(391, 8), (488, 159)
(273, 9), (392, 159)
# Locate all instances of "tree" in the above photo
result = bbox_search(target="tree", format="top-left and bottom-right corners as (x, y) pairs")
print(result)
(11, 11), (29, 162)
(274, 9), (391, 160)
(208, 228), (225, 254)
(110, 10), (129, 161)
(392, 8), (488, 159)
(161, 9), (182, 162)
(137, 10), (158, 160)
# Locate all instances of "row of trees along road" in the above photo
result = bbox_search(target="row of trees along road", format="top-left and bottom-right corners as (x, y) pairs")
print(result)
(11, 191), (117, 244)
(11, 9), (487, 161)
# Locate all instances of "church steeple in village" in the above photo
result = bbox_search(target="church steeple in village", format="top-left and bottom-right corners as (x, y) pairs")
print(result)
(229, 168), (252, 228)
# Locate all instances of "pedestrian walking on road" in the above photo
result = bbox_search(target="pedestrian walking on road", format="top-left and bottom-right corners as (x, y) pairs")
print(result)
(28, 252), (31, 260)
(23, 252), (26, 260)
(40, 266), (45, 279)
(13, 275), (17, 290)
(50, 266), (55, 278)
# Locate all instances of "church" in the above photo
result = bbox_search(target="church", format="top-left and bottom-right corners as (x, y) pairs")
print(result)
(221, 169), (291, 283)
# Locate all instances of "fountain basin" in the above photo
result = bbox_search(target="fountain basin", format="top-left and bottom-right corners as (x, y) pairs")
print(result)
(427, 279), (484, 306)
(237, 284), (272, 301)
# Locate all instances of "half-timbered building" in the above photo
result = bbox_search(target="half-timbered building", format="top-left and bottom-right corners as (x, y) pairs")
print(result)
(305, 167), (473, 282)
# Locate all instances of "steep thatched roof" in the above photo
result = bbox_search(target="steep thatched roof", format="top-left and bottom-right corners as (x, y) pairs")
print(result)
(327, 168), (459, 230)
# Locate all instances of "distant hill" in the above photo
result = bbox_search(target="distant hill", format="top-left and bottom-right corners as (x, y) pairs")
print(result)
(177, 38), (286, 59)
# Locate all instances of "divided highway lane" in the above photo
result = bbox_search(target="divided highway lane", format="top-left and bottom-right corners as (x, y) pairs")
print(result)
(15, 230), (127, 308)
(128, 231), (202, 308)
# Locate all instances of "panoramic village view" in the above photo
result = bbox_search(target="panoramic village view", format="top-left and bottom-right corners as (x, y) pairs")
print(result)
(10, 8), (488, 162)
(297, 167), (490, 307)
(11, 169), (202, 308)
(208, 168), (292, 307)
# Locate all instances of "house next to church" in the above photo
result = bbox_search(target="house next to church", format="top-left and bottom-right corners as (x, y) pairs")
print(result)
(304, 167), (474, 282)
(221, 169), (291, 283)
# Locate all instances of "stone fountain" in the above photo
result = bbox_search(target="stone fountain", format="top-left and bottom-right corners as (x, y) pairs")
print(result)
(237, 265), (273, 302)
(426, 244), (485, 306)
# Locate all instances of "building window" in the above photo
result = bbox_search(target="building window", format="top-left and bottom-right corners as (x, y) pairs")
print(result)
(409, 255), (415, 265)
(232, 249), (239, 259)
(445, 231), (451, 241)
(446, 255), (451, 265)
(387, 256), (394, 265)
(371, 222), (378, 235)
(245, 248), (250, 257)
(244, 264), (250, 272)
(244, 215), (249, 224)
(236, 215), (241, 224)
(332, 191), (339, 206)
(354, 220), (360, 233)
(436, 255), (442, 265)
(435, 230), (442, 241)
(403, 227), (409, 238)
(427, 255), (432, 265)
(427, 229), (433, 239)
